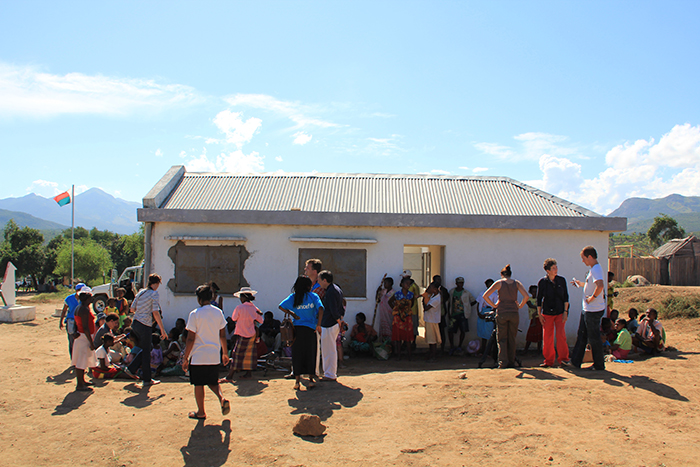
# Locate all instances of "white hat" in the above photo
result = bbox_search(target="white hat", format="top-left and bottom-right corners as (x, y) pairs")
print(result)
(233, 287), (258, 297)
(400, 269), (412, 278)
(78, 286), (93, 295)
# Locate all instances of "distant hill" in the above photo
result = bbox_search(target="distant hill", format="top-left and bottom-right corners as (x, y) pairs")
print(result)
(609, 194), (700, 235)
(0, 208), (69, 231)
(0, 188), (140, 234)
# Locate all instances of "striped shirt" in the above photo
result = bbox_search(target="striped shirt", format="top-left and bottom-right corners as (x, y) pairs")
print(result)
(132, 288), (160, 327)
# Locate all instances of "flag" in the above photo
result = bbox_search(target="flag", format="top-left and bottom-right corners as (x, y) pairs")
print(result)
(53, 191), (71, 207)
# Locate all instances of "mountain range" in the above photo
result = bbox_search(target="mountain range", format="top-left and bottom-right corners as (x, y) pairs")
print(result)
(0, 188), (140, 235)
(609, 194), (700, 234)
(1, 189), (699, 237)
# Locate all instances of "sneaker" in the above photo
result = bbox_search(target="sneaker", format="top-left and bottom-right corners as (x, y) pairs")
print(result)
(141, 379), (160, 388)
(539, 363), (551, 368)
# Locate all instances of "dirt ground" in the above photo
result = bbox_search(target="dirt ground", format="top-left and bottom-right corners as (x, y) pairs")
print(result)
(2, 292), (700, 467)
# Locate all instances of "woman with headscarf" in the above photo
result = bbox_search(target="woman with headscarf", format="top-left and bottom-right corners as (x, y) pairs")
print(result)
(221, 287), (263, 381)
(279, 276), (324, 391)
(72, 286), (97, 391)
(482, 264), (529, 369)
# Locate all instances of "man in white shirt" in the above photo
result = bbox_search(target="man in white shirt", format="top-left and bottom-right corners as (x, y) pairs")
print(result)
(568, 246), (606, 371)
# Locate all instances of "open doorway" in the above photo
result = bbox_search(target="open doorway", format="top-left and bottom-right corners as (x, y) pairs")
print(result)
(403, 245), (444, 338)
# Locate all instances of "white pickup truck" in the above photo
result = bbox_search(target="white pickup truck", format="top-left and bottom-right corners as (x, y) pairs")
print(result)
(91, 264), (144, 313)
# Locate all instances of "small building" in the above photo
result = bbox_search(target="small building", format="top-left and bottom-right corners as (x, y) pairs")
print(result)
(138, 166), (626, 344)
(652, 236), (700, 286)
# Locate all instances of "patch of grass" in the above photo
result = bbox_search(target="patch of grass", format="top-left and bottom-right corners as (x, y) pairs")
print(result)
(24, 288), (73, 304)
(658, 296), (700, 319)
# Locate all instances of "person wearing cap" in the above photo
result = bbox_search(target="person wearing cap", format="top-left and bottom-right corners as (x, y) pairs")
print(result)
(221, 287), (263, 381)
(72, 286), (97, 391)
(130, 273), (168, 387)
(59, 282), (85, 360)
(400, 270), (421, 344)
(447, 277), (477, 355)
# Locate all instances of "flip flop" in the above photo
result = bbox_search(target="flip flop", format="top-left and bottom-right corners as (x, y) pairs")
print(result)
(218, 378), (233, 384)
(293, 383), (300, 390)
(221, 399), (230, 416)
(188, 411), (206, 420)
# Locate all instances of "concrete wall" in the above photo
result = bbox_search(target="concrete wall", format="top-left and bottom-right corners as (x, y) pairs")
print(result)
(149, 221), (609, 345)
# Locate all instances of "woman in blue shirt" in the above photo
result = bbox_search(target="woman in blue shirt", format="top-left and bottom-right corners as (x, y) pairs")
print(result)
(279, 276), (324, 390)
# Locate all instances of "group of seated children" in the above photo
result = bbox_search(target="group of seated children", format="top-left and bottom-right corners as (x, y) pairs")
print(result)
(604, 307), (665, 361)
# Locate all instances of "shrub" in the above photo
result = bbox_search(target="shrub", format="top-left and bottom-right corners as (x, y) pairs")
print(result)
(659, 296), (700, 319)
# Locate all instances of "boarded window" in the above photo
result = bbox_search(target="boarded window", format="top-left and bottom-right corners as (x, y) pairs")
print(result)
(298, 248), (366, 298)
(168, 242), (249, 294)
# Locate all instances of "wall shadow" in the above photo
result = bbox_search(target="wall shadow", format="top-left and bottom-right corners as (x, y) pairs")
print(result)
(180, 419), (231, 467)
(52, 390), (92, 415)
(288, 381), (363, 421)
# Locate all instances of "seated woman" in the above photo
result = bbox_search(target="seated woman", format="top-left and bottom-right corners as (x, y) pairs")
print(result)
(349, 312), (377, 355)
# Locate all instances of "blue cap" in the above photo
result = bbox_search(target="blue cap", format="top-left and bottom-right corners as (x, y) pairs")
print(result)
(75, 283), (86, 291)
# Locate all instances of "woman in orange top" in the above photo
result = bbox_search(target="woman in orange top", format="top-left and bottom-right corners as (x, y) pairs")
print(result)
(72, 287), (97, 391)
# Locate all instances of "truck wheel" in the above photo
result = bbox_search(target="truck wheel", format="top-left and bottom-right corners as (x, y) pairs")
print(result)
(93, 294), (108, 314)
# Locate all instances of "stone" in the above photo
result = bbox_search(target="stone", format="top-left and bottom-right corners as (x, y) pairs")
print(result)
(457, 372), (468, 379)
(292, 414), (326, 437)
(0, 305), (36, 323)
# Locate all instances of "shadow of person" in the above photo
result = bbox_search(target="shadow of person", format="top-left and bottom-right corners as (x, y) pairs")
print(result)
(52, 389), (92, 415)
(181, 419), (231, 467)
(234, 380), (268, 397)
(120, 383), (167, 408)
(515, 368), (568, 381)
(288, 381), (363, 421)
(46, 367), (75, 386)
(567, 368), (689, 402)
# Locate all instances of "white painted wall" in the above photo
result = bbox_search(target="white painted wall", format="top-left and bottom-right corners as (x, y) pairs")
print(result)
(149, 221), (609, 345)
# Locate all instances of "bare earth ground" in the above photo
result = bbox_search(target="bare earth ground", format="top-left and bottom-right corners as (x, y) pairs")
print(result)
(2, 289), (700, 467)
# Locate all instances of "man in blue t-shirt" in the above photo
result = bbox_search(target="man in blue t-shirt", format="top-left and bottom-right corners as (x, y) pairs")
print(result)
(58, 283), (85, 360)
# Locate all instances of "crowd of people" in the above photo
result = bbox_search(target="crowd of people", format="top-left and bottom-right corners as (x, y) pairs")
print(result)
(58, 247), (668, 415)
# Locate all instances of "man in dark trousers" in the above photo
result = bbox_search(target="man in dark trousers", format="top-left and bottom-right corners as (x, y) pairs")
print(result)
(318, 270), (344, 381)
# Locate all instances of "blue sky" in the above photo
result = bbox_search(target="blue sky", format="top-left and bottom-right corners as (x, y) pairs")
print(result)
(1, 1), (699, 214)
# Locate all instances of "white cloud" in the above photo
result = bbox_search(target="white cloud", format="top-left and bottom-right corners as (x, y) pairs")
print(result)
(275, 156), (283, 162)
(292, 131), (312, 145)
(155, 148), (163, 157)
(184, 148), (265, 173)
(528, 124), (700, 214)
(27, 180), (60, 197)
(475, 132), (576, 162)
(213, 110), (262, 148)
(472, 167), (489, 173)
(225, 93), (341, 129)
(0, 62), (201, 117)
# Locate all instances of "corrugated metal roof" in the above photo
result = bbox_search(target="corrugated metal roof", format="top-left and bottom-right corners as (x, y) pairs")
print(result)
(652, 236), (699, 258)
(159, 172), (596, 217)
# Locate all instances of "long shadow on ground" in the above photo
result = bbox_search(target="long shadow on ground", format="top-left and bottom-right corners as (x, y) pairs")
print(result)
(288, 381), (363, 421)
(181, 419), (231, 467)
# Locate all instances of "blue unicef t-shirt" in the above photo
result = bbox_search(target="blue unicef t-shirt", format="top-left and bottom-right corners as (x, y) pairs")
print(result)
(64, 293), (79, 320)
(279, 292), (323, 329)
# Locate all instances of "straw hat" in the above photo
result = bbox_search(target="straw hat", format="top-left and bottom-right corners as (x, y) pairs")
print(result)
(233, 287), (258, 297)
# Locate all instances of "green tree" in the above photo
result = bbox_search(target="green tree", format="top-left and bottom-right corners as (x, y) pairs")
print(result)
(0, 219), (46, 286)
(53, 238), (113, 284)
(648, 214), (686, 248)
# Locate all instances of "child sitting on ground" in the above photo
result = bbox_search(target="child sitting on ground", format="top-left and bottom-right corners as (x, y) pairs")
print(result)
(626, 308), (639, 334)
(114, 288), (129, 323)
(349, 312), (377, 355)
(151, 334), (164, 376)
(163, 328), (182, 367)
(523, 285), (542, 354)
(610, 318), (632, 360)
(92, 334), (120, 379)
(161, 329), (188, 377)
(606, 310), (619, 343)
(601, 318), (613, 353)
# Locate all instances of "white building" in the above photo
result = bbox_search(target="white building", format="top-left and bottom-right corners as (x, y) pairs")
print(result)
(138, 166), (626, 344)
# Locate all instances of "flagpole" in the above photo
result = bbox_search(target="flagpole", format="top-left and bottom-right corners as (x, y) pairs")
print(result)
(71, 184), (74, 288)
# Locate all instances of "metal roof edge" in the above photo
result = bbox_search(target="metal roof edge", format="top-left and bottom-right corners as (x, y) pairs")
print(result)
(138, 208), (627, 232)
